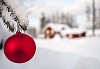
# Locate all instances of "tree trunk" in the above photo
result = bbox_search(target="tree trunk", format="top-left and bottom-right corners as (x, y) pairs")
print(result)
(92, 0), (96, 36)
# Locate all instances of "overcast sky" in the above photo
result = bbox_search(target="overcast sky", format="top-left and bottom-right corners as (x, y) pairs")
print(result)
(21, 0), (100, 28)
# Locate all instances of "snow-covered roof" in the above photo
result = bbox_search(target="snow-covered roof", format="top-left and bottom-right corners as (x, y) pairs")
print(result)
(42, 23), (70, 32)
(61, 28), (86, 35)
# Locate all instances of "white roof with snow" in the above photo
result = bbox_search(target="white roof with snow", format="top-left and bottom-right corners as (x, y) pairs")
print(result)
(42, 23), (70, 32)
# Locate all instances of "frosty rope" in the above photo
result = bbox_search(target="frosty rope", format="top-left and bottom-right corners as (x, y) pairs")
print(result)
(17, 22), (20, 32)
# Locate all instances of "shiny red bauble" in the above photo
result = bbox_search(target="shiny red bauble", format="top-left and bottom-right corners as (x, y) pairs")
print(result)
(4, 32), (36, 63)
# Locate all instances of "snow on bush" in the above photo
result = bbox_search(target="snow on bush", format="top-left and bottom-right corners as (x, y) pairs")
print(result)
(2, 5), (14, 27)
(0, 0), (29, 41)
(0, 0), (29, 32)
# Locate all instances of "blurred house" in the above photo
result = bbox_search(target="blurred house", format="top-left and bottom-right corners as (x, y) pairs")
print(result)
(61, 28), (86, 38)
(42, 23), (86, 39)
(42, 23), (69, 38)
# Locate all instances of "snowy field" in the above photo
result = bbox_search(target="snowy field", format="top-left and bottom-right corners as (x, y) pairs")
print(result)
(0, 36), (100, 69)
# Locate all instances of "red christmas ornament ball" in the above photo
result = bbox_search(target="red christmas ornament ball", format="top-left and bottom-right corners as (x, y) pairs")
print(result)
(4, 32), (36, 63)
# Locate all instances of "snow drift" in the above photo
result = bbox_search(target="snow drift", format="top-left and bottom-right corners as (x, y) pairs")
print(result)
(0, 37), (100, 69)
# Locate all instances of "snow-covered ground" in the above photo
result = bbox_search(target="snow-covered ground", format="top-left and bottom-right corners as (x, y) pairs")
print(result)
(0, 36), (100, 69)
(87, 29), (100, 36)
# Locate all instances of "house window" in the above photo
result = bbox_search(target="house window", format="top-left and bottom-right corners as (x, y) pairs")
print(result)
(46, 30), (50, 34)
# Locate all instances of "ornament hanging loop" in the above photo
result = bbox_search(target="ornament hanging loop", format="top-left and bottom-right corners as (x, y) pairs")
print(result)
(17, 22), (20, 32)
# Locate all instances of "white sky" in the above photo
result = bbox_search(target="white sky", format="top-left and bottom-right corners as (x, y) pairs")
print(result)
(21, 0), (100, 28)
